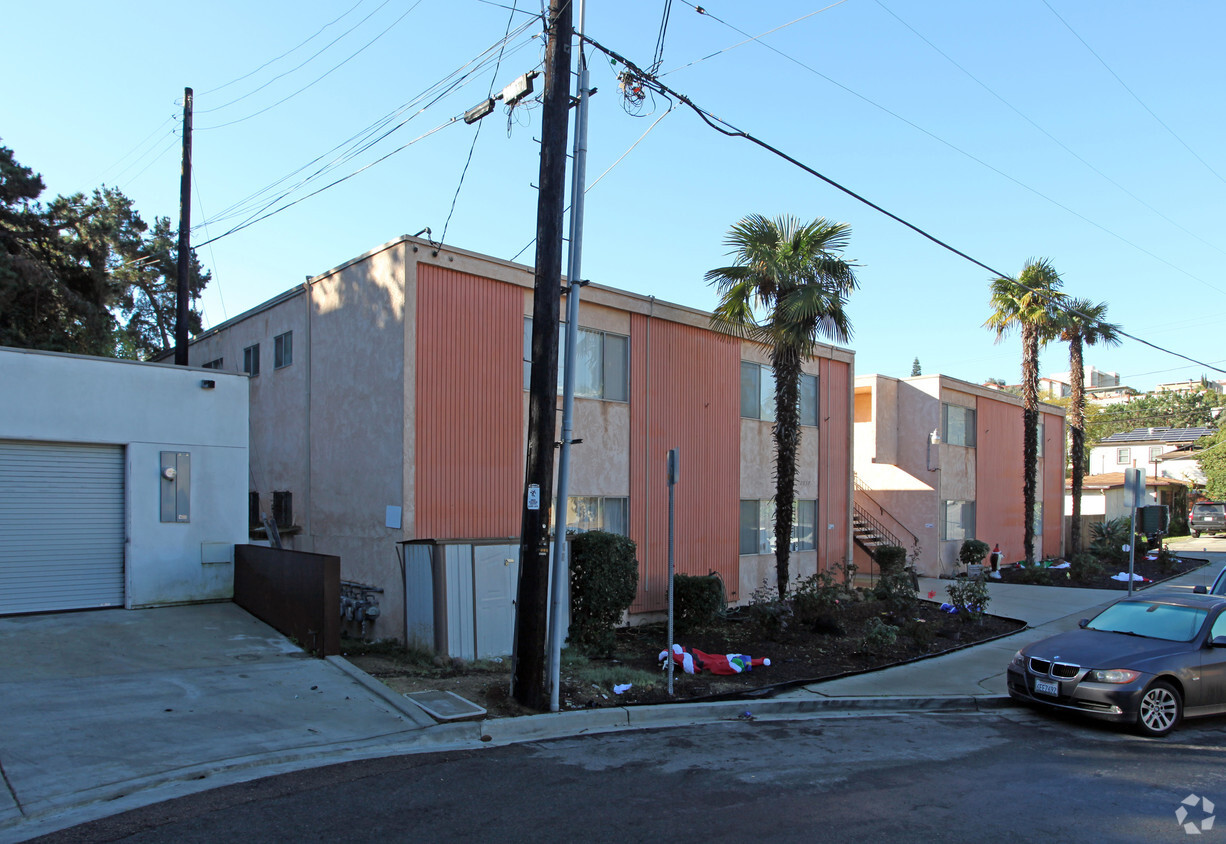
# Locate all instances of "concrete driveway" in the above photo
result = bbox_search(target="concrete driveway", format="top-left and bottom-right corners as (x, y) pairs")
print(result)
(0, 602), (432, 839)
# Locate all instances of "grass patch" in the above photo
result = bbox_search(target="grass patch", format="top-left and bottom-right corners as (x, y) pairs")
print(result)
(561, 649), (660, 692)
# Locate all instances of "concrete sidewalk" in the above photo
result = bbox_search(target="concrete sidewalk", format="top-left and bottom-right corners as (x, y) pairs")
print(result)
(4, 548), (1222, 842)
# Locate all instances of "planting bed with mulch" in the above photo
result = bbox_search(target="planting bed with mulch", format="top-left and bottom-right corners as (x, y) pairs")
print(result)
(989, 551), (1208, 590)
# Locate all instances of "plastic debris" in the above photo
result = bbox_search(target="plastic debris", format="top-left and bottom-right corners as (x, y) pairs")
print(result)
(613, 683), (632, 694)
(1111, 572), (1150, 582)
(659, 643), (770, 675)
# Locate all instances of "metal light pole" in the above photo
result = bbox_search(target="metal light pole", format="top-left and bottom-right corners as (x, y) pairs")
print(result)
(547, 0), (591, 713)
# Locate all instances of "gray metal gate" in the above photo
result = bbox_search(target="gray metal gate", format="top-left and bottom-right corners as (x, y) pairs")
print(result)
(0, 441), (125, 614)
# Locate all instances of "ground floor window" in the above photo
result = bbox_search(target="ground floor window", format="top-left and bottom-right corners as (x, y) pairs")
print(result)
(941, 499), (975, 541)
(740, 499), (818, 555)
(567, 496), (628, 535)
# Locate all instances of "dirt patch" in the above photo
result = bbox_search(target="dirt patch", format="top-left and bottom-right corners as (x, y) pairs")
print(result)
(990, 552), (1207, 590)
(343, 599), (1023, 718)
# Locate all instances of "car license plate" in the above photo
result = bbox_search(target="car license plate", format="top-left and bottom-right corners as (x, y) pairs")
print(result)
(1034, 678), (1059, 696)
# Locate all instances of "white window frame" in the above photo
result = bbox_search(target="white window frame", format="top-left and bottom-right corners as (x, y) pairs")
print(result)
(1116, 447), (1131, 465)
(566, 496), (628, 536)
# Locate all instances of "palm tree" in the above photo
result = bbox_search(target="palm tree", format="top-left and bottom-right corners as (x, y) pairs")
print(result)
(984, 258), (1063, 565)
(1056, 299), (1120, 556)
(707, 214), (857, 598)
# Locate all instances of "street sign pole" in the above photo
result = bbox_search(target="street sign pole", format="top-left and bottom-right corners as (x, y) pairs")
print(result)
(1124, 468), (1145, 596)
(667, 448), (678, 697)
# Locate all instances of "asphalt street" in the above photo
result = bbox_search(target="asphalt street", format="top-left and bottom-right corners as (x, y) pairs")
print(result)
(34, 707), (1226, 843)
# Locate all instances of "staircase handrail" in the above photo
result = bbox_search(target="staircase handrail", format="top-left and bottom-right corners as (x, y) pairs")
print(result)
(852, 472), (919, 548)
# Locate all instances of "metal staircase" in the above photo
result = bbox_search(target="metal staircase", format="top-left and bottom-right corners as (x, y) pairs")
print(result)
(852, 473), (915, 560)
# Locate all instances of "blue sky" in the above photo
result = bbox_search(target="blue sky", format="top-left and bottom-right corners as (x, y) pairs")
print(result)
(5, 1), (1224, 391)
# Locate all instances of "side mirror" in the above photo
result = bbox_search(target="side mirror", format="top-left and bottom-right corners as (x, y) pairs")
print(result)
(1194, 585), (1209, 595)
(1211, 636), (1226, 648)
(1078, 618), (1090, 629)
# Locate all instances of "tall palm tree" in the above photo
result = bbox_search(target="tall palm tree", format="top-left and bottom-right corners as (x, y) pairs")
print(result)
(984, 258), (1063, 565)
(707, 214), (857, 598)
(1056, 298), (1120, 556)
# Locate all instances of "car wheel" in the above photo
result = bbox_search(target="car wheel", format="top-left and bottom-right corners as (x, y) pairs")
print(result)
(1137, 680), (1182, 737)
(1192, 531), (1200, 538)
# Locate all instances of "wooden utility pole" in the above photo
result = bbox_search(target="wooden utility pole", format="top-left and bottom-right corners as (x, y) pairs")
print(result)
(512, 0), (572, 710)
(174, 86), (193, 366)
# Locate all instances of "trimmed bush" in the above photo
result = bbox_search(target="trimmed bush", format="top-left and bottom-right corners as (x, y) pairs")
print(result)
(872, 545), (917, 614)
(1069, 552), (1104, 582)
(673, 573), (725, 629)
(568, 531), (639, 655)
(863, 616), (899, 650)
(874, 545), (907, 574)
(946, 574), (991, 620)
(959, 539), (990, 568)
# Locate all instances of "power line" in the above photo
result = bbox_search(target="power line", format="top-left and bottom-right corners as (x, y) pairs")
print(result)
(198, 0), (396, 115)
(874, 0), (1226, 261)
(94, 114), (177, 185)
(200, 0), (368, 96)
(579, 32), (1226, 378)
(681, 2), (1226, 296)
(198, 0), (425, 130)
(1040, 0), (1226, 188)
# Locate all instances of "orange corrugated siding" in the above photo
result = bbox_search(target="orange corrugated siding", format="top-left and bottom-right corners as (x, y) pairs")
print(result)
(629, 316), (740, 612)
(415, 264), (521, 538)
(819, 358), (852, 571)
(1042, 411), (1065, 558)
(976, 397), (1025, 559)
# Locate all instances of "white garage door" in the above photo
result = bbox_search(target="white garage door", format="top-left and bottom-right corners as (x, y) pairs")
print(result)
(0, 441), (125, 614)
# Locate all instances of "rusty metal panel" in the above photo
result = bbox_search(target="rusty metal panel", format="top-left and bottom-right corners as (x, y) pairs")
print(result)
(415, 264), (522, 539)
(975, 397), (1025, 558)
(818, 359), (852, 572)
(234, 544), (340, 656)
(1042, 410), (1066, 559)
(630, 318), (740, 612)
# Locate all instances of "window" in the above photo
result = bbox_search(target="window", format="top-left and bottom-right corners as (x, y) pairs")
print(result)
(1036, 420), (1044, 457)
(243, 343), (260, 377)
(523, 319), (629, 401)
(1033, 501), (1043, 540)
(1116, 447), (1131, 465)
(274, 332), (293, 369)
(248, 492), (260, 530)
(202, 358), (223, 370)
(1149, 446), (1163, 461)
(941, 500), (976, 541)
(272, 490), (293, 528)
(941, 403), (976, 447)
(567, 496), (628, 535)
(739, 499), (817, 554)
(741, 363), (817, 426)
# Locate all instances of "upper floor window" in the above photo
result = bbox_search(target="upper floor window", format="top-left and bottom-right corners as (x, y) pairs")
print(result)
(1149, 445), (1163, 461)
(523, 319), (628, 402)
(1037, 420), (1044, 457)
(1116, 447), (1131, 465)
(941, 499), (976, 541)
(741, 362), (817, 426)
(941, 403), (976, 447)
(274, 332), (293, 369)
(243, 343), (260, 377)
(202, 358), (223, 370)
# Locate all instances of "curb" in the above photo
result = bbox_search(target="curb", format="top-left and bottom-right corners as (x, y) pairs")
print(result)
(325, 655), (437, 728)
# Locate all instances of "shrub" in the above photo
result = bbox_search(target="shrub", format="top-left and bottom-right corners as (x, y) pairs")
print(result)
(673, 573), (726, 629)
(745, 579), (792, 638)
(568, 531), (639, 656)
(863, 616), (899, 650)
(791, 570), (848, 628)
(1012, 562), (1052, 586)
(1069, 552), (1104, 582)
(1089, 517), (1131, 565)
(946, 575), (990, 620)
(958, 539), (990, 569)
(872, 545), (918, 615)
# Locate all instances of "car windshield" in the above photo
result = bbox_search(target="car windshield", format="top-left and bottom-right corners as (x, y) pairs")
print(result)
(1086, 601), (1207, 642)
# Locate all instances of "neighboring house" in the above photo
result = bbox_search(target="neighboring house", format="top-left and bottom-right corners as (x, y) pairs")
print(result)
(1042, 366), (1121, 400)
(1090, 427), (1212, 485)
(178, 235), (855, 644)
(0, 347), (249, 615)
(853, 374), (1066, 576)
(1155, 379), (1226, 395)
(1065, 472), (1188, 536)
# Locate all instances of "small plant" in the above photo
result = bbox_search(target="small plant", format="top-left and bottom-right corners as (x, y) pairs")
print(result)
(1069, 552), (1104, 582)
(1155, 545), (1177, 574)
(946, 574), (990, 621)
(790, 570), (848, 627)
(863, 616), (900, 650)
(568, 531), (639, 656)
(958, 539), (990, 570)
(745, 579), (792, 638)
(1089, 517), (1131, 565)
(872, 544), (918, 614)
(673, 573), (726, 629)
(900, 616), (935, 649)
